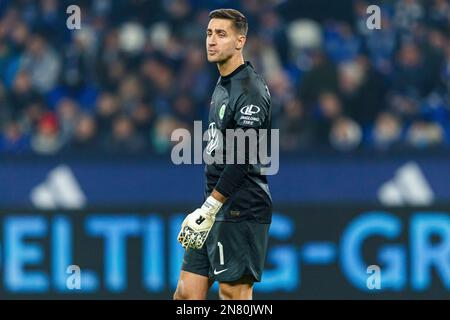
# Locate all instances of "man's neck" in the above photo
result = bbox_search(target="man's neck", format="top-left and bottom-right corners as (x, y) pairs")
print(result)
(217, 54), (245, 77)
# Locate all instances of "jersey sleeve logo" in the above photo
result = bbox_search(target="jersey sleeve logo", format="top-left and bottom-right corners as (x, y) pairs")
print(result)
(206, 122), (219, 155)
(240, 105), (261, 116)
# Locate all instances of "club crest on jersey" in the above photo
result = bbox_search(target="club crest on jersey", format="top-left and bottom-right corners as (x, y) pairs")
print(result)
(219, 104), (226, 120)
(240, 105), (260, 116)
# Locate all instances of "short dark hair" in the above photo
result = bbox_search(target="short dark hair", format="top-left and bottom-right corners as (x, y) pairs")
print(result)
(209, 8), (248, 36)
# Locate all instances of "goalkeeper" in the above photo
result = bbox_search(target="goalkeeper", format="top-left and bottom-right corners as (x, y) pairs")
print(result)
(174, 9), (273, 300)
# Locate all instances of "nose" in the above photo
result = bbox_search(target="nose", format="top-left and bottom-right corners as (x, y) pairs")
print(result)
(207, 35), (216, 47)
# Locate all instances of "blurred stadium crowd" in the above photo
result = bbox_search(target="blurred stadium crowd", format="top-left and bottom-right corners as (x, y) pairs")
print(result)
(0, 0), (449, 155)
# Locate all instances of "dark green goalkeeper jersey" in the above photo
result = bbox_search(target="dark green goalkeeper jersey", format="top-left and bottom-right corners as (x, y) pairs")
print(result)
(204, 61), (273, 224)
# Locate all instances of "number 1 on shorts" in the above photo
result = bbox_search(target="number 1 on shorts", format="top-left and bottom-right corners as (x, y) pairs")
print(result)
(218, 242), (224, 265)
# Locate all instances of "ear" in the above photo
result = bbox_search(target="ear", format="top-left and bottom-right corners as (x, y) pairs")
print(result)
(236, 35), (246, 50)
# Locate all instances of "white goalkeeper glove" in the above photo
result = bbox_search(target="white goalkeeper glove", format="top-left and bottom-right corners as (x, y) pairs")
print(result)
(178, 196), (223, 250)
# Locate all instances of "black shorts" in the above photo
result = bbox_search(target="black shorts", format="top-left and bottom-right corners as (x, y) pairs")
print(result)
(181, 220), (270, 283)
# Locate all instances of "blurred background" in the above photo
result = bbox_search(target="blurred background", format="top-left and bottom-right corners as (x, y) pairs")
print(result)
(0, 0), (449, 299)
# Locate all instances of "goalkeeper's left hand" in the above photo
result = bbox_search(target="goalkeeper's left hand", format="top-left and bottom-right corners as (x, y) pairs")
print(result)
(178, 196), (223, 250)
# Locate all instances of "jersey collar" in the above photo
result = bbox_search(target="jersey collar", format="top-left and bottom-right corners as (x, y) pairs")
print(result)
(220, 61), (251, 82)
